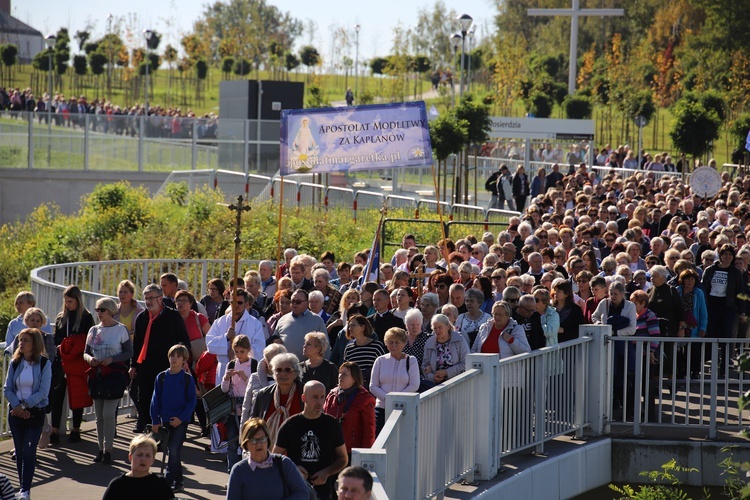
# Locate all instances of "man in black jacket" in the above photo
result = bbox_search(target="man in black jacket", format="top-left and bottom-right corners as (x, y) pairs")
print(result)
(367, 289), (404, 342)
(130, 284), (191, 432)
(485, 166), (502, 210)
(512, 295), (546, 350)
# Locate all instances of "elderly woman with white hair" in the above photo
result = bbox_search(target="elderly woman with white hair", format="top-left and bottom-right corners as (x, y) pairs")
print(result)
(647, 265), (685, 339)
(249, 352), (304, 444)
(472, 301), (530, 357)
(421, 314), (470, 385)
(403, 309), (432, 372)
(240, 343), (287, 426)
(418, 293), (439, 333)
(300, 331), (338, 392)
(84, 297), (133, 464)
(592, 281), (637, 411)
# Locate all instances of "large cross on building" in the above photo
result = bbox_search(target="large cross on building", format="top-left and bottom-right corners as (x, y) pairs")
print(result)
(528, 0), (624, 95)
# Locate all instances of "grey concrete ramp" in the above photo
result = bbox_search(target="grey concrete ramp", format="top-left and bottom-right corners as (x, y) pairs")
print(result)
(0, 416), (228, 499)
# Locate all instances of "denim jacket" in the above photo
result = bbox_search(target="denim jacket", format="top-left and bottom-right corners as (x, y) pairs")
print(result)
(3, 355), (52, 409)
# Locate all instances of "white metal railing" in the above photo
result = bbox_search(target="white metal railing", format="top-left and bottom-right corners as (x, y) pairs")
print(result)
(30, 259), (260, 319)
(499, 337), (590, 456)
(608, 336), (750, 439)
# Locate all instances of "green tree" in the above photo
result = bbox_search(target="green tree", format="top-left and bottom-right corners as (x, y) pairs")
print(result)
(72, 55), (87, 75)
(624, 89), (656, 122)
(0, 44), (17, 86)
(299, 45), (320, 72)
(221, 57), (235, 78)
(670, 99), (721, 164)
(525, 92), (552, 118)
(370, 57), (388, 75)
(284, 52), (300, 73)
(454, 96), (491, 146)
(306, 83), (330, 108)
(564, 94), (593, 119)
(429, 114), (469, 162)
(682, 90), (726, 122)
(74, 30), (90, 52)
(729, 114), (750, 145)
(233, 58), (251, 77)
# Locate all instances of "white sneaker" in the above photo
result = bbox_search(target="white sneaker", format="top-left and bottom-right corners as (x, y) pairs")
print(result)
(16, 491), (30, 500)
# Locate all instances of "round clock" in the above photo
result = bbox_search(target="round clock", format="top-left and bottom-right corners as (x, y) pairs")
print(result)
(689, 166), (722, 199)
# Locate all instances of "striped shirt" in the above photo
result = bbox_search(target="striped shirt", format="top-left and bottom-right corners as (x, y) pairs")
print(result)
(343, 339), (386, 387)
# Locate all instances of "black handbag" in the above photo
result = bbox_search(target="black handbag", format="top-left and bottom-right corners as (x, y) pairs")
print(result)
(202, 385), (233, 428)
(87, 363), (128, 400)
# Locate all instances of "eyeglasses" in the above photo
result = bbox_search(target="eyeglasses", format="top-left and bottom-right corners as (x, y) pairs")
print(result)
(436, 284), (447, 289)
(274, 367), (294, 374)
(248, 436), (269, 445)
(94, 308), (109, 313)
(144, 295), (160, 302)
(291, 299), (307, 305)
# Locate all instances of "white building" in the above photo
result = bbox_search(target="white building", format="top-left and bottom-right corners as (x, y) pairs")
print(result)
(0, 0), (44, 64)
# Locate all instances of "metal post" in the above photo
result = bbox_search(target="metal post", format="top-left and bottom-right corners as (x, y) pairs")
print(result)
(243, 119), (250, 175)
(354, 25), (360, 103)
(83, 114), (90, 170)
(256, 81), (263, 173)
(580, 324), (611, 436)
(459, 36), (465, 99)
(47, 51), (53, 167)
(191, 119), (198, 170)
(451, 45), (457, 107)
(468, 354), (500, 480)
(27, 113), (33, 169)
(638, 122), (644, 169)
(138, 115), (145, 172)
(144, 52), (149, 115)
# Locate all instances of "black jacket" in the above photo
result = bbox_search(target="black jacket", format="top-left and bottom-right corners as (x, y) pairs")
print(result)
(646, 283), (684, 337)
(702, 263), (746, 315)
(512, 173), (529, 197)
(132, 306), (191, 376)
(367, 311), (405, 343)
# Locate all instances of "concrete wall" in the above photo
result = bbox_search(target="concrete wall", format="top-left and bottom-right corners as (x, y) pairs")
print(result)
(612, 439), (750, 487)
(0, 169), (169, 225)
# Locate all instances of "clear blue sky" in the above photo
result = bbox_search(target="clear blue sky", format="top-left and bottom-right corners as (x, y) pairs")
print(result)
(17, 0), (496, 60)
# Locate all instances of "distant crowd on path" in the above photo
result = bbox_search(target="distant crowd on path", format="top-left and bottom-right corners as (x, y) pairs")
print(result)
(0, 86), (218, 139)
(5, 156), (750, 496)
(478, 140), (696, 173)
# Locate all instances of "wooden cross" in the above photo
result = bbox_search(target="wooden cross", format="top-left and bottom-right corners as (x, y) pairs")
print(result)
(228, 195), (251, 329)
(528, 0), (624, 94)
(408, 263), (434, 300)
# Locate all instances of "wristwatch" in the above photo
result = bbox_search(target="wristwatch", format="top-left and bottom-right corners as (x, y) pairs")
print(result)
(19, 402), (27, 410)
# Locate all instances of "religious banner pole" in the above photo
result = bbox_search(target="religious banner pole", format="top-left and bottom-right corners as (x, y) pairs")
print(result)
(430, 161), (449, 261)
(364, 201), (387, 283)
(275, 177), (284, 280)
(228, 195), (251, 329)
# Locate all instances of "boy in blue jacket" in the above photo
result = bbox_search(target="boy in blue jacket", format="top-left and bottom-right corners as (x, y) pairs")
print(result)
(150, 344), (196, 493)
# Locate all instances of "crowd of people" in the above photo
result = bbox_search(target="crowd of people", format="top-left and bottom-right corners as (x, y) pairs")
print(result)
(3, 157), (750, 498)
(478, 140), (695, 174)
(0, 87), (219, 140)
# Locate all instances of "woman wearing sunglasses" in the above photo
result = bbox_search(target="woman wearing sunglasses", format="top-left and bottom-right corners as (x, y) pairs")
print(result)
(249, 353), (304, 446)
(84, 298), (133, 465)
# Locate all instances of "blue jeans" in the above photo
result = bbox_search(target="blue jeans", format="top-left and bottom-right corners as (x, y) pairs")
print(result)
(166, 422), (188, 485)
(225, 415), (241, 473)
(8, 414), (44, 492)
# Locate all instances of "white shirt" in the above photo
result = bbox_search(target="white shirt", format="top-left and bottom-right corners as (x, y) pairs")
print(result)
(206, 310), (265, 385)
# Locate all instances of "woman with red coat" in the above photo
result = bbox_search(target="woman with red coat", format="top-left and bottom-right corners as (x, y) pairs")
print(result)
(323, 361), (376, 458)
(51, 285), (95, 444)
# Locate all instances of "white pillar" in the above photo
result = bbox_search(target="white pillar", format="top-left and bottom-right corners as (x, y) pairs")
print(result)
(568, 0), (579, 95)
(467, 354), (501, 480)
(579, 324), (611, 435)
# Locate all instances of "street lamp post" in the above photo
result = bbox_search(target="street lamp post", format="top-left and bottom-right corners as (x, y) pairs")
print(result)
(143, 29), (153, 115)
(450, 33), (461, 107)
(354, 24), (360, 104)
(45, 34), (56, 167)
(456, 13), (473, 99)
(467, 25), (475, 93)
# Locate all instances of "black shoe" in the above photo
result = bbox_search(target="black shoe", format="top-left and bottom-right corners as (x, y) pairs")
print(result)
(200, 428), (210, 438)
(10, 450), (15, 462)
(68, 431), (81, 443)
(102, 451), (112, 465)
(50, 432), (60, 444)
(93, 450), (104, 462)
(171, 482), (183, 493)
(132, 426), (145, 434)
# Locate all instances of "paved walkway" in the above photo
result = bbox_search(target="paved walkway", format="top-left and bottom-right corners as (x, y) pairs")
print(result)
(0, 415), (228, 499)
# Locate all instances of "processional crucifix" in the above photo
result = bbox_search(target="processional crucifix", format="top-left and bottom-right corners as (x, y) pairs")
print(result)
(227, 195), (251, 330)
(527, 0), (624, 95)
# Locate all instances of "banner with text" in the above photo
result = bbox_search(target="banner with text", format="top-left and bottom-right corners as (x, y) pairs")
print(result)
(280, 101), (433, 176)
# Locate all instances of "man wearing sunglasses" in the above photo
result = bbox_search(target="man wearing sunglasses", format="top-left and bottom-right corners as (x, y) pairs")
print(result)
(206, 288), (265, 384)
(512, 295), (545, 351)
(274, 289), (328, 359)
